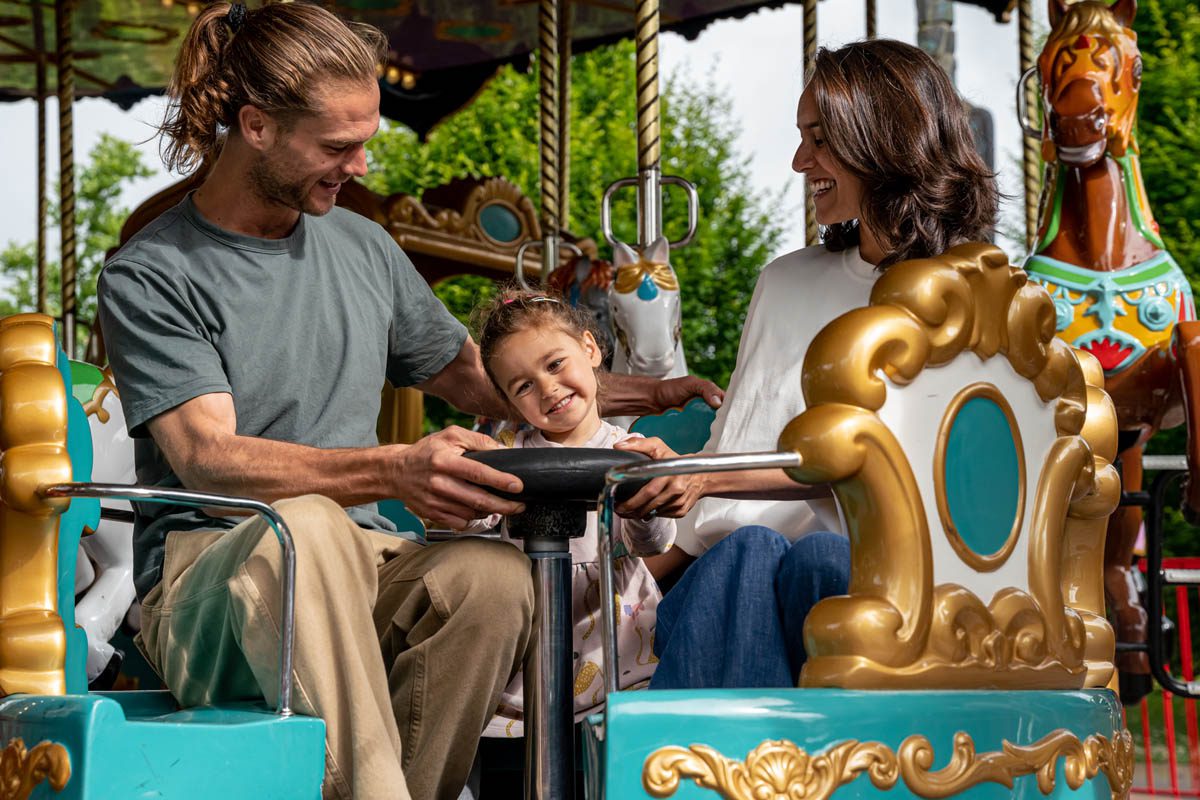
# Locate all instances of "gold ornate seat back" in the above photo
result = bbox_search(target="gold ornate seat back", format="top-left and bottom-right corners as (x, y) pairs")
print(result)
(779, 243), (1119, 691)
(0, 314), (74, 696)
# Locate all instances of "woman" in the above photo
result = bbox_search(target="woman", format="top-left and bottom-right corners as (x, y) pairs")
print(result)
(616, 38), (999, 689)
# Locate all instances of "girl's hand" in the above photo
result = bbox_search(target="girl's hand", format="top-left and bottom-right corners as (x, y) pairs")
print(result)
(612, 436), (707, 519)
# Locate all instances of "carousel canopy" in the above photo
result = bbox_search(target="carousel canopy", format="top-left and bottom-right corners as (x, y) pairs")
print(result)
(0, 0), (1016, 136)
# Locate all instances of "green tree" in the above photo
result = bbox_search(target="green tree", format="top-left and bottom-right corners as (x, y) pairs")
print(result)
(365, 41), (788, 429)
(1135, 0), (1200, 288)
(0, 134), (154, 348)
(1133, 0), (1200, 556)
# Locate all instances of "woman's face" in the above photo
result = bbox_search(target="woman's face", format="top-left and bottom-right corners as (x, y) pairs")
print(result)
(792, 86), (865, 226)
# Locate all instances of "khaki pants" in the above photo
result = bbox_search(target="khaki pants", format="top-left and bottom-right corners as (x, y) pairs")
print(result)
(137, 494), (534, 800)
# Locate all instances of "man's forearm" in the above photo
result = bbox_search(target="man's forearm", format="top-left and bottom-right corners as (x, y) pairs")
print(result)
(601, 373), (667, 416)
(177, 434), (404, 507)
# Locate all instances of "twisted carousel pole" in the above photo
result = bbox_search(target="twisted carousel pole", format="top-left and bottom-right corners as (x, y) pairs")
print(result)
(635, 0), (664, 247)
(803, 0), (818, 246)
(33, 0), (48, 314)
(866, 0), (877, 39)
(558, 1), (572, 231)
(1018, 0), (1039, 246)
(537, 0), (562, 278)
(55, 0), (77, 357)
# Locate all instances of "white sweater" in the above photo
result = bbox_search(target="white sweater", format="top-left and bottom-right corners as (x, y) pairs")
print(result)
(675, 244), (878, 555)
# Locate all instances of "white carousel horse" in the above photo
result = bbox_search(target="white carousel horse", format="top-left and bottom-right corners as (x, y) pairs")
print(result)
(607, 238), (687, 428)
(70, 363), (138, 685)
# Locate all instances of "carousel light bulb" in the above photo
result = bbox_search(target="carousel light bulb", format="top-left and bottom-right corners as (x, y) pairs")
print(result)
(400, 70), (417, 90)
(385, 66), (401, 85)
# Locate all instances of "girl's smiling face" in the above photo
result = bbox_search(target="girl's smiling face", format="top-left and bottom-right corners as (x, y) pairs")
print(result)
(489, 326), (604, 445)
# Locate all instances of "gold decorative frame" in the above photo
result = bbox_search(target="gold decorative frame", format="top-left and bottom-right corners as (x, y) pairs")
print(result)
(642, 729), (1133, 800)
(0, 314), (72, 697)
(933, 382), (1027, 572)
(0, 737), (70, 799)
(779, 243), (1119, 690)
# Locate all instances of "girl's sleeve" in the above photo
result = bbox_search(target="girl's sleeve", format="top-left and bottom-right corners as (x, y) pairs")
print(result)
(612, 430), (676, 555)
(619, 514), (676, 557)
(460, 513), (503, 534)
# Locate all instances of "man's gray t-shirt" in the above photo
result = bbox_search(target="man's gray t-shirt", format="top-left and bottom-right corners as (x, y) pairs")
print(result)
(98, 195), (468, 600)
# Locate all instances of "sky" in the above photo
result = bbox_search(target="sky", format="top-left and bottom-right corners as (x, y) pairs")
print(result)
(0, 0), (1045, 264)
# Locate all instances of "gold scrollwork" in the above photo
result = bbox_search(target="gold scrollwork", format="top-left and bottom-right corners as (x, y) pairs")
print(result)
(0, 314), (71, 697)
(642, 729), (1133, 800)
(0, 738), (70, 799)
(933, 383), (1027, 573)
(781, 243), (1117, 690)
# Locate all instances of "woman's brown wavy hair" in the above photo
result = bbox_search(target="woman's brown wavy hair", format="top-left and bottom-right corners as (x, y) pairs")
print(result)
(158, 2), (386, 174)
(809, 39), (998, 270)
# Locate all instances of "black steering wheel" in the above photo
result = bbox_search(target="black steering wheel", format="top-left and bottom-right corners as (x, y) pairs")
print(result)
(465, 448), (649, 541)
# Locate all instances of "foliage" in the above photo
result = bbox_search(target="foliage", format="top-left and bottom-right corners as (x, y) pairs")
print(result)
(1133, 0), (1200, 557)
(1135, 0), (1200, 295)
(365, 41), (788, 430)
(0, 134), (154, 348)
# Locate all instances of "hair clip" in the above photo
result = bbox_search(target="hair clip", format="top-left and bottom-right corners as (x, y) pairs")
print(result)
(227, 2), (247, 34)
(501, 295), (560, 305)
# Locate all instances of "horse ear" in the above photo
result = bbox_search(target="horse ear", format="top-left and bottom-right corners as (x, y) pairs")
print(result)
(1110, 0), (1136, 27)
(644, 236), (670, 265)
(1048, 0), (1069, 28)
(612, 242), (637, 268)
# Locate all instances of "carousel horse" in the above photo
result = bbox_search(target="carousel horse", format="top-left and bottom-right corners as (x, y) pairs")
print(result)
(69, 361), (138, 686)
(607, 238), (688, 428)
(1022, 0), (1200, 703)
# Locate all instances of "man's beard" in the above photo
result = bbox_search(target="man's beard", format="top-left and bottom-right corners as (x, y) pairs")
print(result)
(248, 153), (329, 216)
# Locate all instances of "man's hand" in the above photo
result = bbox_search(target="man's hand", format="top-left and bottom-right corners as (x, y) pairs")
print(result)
(652, 375), (724, 413)
(612, 436), (706, 519)
(392, 426), (525, 529)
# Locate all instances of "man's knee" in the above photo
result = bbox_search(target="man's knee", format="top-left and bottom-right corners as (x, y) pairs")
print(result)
(244, 495), (373, 584)
(432, 538), (533, 625)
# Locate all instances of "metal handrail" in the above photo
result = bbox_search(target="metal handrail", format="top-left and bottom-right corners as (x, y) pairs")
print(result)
(596, 451), (803, 696)
(41, 482), (298, 717)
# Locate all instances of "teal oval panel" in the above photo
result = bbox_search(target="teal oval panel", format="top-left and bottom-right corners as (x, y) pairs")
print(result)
(943, 396), (1021, 559)
(479, 203), (521, 242)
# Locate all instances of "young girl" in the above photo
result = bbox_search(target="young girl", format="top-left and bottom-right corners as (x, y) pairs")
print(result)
(470, 290), (675, 737)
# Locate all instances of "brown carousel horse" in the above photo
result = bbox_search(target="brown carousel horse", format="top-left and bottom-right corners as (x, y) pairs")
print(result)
(1022, 0), (1200, 703)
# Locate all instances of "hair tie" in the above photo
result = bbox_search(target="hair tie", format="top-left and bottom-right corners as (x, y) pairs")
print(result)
(227, 2), (247, 34)
(502, 295), (560, 305)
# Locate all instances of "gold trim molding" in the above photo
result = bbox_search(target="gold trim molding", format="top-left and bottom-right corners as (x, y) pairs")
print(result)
(779, 243), (1118, 690)
(0, 738), (71, 799)
(0, 314), (72, 697)
(642, 729), (1133, 800)
(934, 382), (1027, 572)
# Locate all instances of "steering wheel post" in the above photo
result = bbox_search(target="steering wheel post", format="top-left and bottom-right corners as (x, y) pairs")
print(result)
(466, 448), (649, 800)
(508, 502), (584, 799)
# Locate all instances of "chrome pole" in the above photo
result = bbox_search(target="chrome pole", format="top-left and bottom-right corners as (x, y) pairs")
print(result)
(42, 483), (298, 717)
(524, 543), (574, 798)
(597, 451), (804, 697)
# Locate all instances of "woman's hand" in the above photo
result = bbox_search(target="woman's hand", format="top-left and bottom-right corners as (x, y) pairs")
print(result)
(612, 436), (707, 519)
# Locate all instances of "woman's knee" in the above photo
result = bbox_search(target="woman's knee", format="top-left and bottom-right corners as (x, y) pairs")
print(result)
(778, 532), (850, 596)
(706, 525), (790, 569)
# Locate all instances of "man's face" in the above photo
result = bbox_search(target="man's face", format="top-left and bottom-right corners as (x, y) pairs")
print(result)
(248, 80), (381, 216)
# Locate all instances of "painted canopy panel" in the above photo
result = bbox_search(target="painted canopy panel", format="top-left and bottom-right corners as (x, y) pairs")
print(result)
(0, 0), (1014, 133)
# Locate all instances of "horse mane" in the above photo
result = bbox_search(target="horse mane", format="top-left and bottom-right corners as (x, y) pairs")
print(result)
(547, 256), (614, 296)
(1050, 1), (1127, 45)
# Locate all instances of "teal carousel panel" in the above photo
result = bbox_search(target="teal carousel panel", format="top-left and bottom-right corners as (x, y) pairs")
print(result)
(0, 692), (325, 799)
(587, 689), (1130, 799)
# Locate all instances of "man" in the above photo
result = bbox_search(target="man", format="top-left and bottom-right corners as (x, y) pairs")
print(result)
(98, 4), (719, 799)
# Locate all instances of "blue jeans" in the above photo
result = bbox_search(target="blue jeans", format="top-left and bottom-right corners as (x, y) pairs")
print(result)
(649, 526), (850, 689)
